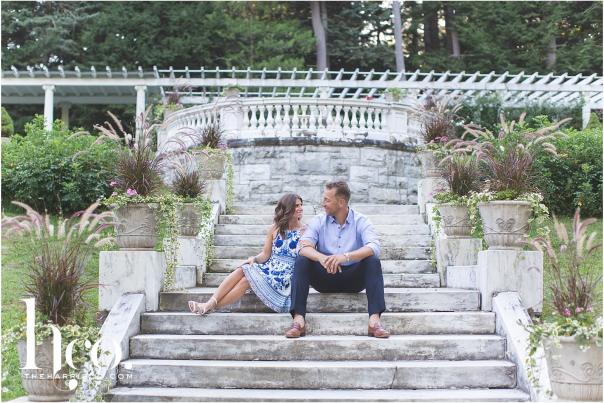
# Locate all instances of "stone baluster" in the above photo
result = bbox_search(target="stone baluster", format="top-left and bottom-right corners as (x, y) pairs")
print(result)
(266, 104), (276, 135)
(359, 106), (367, 129)
(292, 104), (300, 134)
(258, 104), (267, 135)
(351, 107), (359, 129)
(334, 105), (343, 137)
(283, 104), (292, 136)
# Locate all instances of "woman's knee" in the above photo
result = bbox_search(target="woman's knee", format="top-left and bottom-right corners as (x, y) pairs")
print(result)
(233, 267), (245, 277)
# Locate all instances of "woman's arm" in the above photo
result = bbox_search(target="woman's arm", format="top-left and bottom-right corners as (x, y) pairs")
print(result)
(249, 225), (275, 264)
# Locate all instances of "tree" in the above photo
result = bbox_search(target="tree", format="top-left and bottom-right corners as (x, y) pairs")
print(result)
(392, 1), (405, 72)
(310, 1), (328, 70)
(445, 3), (461, 59)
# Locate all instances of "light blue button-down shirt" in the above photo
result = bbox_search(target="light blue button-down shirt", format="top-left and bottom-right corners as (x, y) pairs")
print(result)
(301, 207), (381, 266)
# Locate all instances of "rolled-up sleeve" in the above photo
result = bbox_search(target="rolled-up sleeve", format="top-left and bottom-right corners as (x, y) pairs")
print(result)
(359, 216), (381, 258)
(300, 215), (320, 247)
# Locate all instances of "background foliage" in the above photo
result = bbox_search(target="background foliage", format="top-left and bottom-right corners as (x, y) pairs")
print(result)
(1, 1), (602, 132)
(1, 116), (121, 214)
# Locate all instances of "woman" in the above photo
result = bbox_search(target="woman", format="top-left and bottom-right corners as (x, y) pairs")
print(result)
(188, 193), (304, 315)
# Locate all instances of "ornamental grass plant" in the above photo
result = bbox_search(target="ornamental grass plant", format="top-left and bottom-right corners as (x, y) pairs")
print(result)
(415, 96), (462, 146)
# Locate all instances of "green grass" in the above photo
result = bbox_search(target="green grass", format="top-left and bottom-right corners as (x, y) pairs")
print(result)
(1, 227), (101, 401)
(528, 215), (603, 321)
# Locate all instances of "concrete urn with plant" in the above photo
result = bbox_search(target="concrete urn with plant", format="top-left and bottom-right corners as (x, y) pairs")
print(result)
(452, 114), (569, 249)
(525, 210), (602, 401)
(192, 122), (228, 180)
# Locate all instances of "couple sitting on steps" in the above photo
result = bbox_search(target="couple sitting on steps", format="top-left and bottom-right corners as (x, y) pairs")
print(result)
(187, 180), (390, 338)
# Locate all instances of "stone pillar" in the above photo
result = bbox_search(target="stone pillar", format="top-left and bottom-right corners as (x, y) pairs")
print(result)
(477, 250), (543, 313)
(135, 85), (147, 143)
(436, 237), (482, 286)
(220, 91), (243, 141)
(385, 108), (407, 141)
(42, 85), (55, 131)
(418, 177), (447, 217)
(59, 103), (71, 128)
(318, 86), (330, 99)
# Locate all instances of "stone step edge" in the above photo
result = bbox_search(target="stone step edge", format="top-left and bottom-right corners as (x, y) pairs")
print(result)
(162, 287), (476, 294)
(131, 334), (505, 341)
(107, 387), (529, 402)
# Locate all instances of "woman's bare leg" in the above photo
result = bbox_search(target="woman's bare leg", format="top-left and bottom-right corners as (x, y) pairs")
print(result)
(215, 276), (250, 307)
(188, 266), (245, 313)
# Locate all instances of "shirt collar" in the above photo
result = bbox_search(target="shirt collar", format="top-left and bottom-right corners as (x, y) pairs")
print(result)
(329, 207), (353, 225)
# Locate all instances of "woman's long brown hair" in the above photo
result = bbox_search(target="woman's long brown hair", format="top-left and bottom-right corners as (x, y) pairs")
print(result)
(273, 193), (302, 239)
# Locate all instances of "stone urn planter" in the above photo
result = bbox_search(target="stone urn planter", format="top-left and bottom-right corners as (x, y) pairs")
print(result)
(114, 203), (158, 249)
(437, 203), (472, 237)
(178, 203), (203, 236)
(193, 150), (227, 180)
(478, 200), (531, 250)
(545, 336), (603, 401)
(17, 338), (74, 401)
(417, 150), (441, 177)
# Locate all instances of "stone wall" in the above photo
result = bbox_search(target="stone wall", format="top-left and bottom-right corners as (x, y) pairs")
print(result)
(229, 138), (420, 206)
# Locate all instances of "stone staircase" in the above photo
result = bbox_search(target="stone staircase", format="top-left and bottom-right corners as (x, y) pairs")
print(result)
(108, 204), (530, 401)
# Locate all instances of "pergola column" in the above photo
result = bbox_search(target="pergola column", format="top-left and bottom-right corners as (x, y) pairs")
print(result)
(581, 92), (591, 129)
(60, 103), (71, 128)
(42, 85), (55, 131)
(135, 85), (147, 143)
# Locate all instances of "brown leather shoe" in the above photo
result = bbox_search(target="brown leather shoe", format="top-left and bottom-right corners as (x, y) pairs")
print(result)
(368, 322), (390, 338)
(285, 322), (306, 338)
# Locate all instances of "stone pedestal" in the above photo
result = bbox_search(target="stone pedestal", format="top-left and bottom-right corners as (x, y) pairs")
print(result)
(171, 236), (207, 286)
(418, 177), (447, 216)
(477, 250), (543, 313)
(205, 179), (227, 213)
(436, 238), (482, 285)
(99, 251), (166, 311)
(174, 265), (196, 288)
(447, 265), (480, 290)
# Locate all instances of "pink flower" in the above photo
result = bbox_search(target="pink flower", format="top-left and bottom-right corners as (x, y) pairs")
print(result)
(562, 308), (572, 317)
(587, 306), (593, 312)
(575, 307), (584, 314)
(440, 136), (449, 142)
(365, 96), (374, 101)
(126, 188), (138, 197)
(109, 181), (118, 188)
(218, 142), (227, 150)
(111, 192), (117, 196)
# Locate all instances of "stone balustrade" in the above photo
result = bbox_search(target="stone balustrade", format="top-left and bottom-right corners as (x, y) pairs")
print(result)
(158, 92), (422, 150)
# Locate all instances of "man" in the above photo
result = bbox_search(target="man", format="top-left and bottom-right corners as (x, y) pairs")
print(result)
(286, 181), (390, 338)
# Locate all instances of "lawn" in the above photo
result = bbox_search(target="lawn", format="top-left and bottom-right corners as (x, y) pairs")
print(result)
(1, 224), (101, 401)
(529, 215), (603, 321)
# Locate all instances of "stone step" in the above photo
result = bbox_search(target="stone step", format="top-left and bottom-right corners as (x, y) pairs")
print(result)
(108, 387), (530, 402)
(160, 287), (480, 313)
(219, 214), (424, 226)
(209, 258), (434, 274)
(214, 234), (432, 247)
(202, 272), (440, 288)
(213, 245), (431, 260)
(130, 334), (506, 361)
(118, 359), (517, 389)
(141, 311), (496, 335)
(231, 204), (421, 216)
(215, 224), (430, 235)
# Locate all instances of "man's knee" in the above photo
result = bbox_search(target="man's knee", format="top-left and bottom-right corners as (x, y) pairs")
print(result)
(295, 255), (313, 270)
(362, 255), (382, 273)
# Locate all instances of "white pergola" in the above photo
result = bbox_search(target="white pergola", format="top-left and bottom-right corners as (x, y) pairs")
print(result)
(1, 65), (602, 131)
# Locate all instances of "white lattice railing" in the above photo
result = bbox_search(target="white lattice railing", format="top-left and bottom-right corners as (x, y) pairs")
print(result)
(159, 94), (420, 149)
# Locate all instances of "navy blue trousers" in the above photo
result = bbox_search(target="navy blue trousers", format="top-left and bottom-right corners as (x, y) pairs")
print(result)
(290, 255), (386, 317)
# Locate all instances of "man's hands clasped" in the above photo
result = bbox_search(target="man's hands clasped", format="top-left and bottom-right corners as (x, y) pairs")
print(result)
(320, 254), (347, 274)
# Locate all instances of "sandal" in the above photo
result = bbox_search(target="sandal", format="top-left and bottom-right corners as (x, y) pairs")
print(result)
(190, 296), (218, 316)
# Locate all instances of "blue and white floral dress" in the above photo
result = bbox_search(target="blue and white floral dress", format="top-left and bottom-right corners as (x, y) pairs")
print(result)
(241, 228), (301, 313)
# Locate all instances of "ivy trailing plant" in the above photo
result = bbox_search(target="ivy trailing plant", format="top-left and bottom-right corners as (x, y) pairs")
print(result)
(523, 209), (603, 393)
(225, 151), (235, 214)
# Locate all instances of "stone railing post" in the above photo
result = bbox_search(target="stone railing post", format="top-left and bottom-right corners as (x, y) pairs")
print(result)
(384, 106), (407, 141)
(220, 89), (243, 141)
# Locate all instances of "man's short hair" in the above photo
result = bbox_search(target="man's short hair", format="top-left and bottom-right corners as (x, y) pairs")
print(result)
(325, 181), (351, 202)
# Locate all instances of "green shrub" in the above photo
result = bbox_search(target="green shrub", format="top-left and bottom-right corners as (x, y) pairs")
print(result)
(1, 116), (121, 214)
(457, 93), (584, 134)
(534, 119), (603, 217)
(1, 107), (14, 137)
